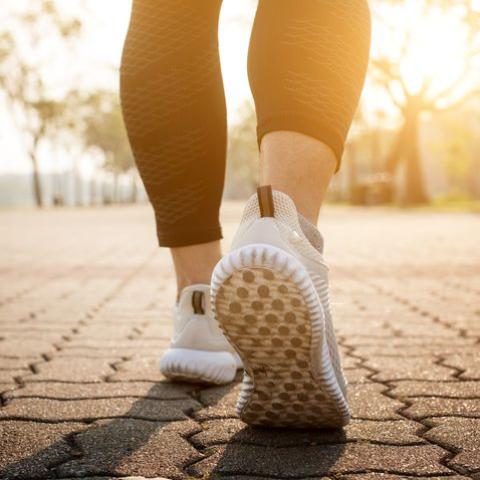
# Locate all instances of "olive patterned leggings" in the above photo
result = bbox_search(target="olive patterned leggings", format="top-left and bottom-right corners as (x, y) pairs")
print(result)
(120, 0), (371, 247)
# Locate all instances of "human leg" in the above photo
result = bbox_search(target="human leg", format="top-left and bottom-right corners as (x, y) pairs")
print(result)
(212, 0), (371, 424)
(120, 0), (240, 383)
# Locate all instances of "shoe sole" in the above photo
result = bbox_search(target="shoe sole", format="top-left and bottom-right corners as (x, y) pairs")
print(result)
(211, 244), (350, 428)
(160, 348), (237, 385)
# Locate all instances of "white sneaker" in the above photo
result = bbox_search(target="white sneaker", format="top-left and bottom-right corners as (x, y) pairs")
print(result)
(160, 284), (242, 385)
(211, 186), (349, 427)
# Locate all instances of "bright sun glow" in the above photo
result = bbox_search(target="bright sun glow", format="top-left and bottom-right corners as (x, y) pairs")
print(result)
(1, 0), (478, 174)
(402, 12), (468, 94)
(374, 1), (470, 96)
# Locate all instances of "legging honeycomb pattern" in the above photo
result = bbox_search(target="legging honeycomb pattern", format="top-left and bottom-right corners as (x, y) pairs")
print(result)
(120, 0), (371, 247)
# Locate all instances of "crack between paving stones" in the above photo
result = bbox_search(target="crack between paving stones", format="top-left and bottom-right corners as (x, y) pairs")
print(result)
(366, 280), (466, 338)
(181, 385), (216, 478)
(392, 394), (480, 400)
(191, 437), (428, 449)
(382, 381), (472, 476)
(347, 346), (465, 477)
(0, 245), (116, 308)
(199, 466), (462, 479)
(0, 250), (163, 478)
(2, 393), (192, 401)
(347, 278), (479, 477)
(3, 387), (193, 398)
(436, 357), (469, 380)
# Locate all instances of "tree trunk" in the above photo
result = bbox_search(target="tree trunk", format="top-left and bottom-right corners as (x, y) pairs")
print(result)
(385, 125), (405, 174)
(29, 151), (43, 207)
(469, 151), (480, 199)
(402, 97), (428, 205)
(130, 173), (138, 203)
(113, 172), (119, 203)
(346, 142), (360, 204)
(74, 170), (83, 206)
(90, 178), (98, 205)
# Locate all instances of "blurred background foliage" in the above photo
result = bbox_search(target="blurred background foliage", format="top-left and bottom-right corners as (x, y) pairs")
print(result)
(0, 0), (479, 208)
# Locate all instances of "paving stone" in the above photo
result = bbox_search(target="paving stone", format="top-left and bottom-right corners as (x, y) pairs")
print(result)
(388, 322), (455, 337)
(87, 314), (166, 326)
(345, 337), (476, 347)
(0, 322), (74, 333)
(0, 420), (85, 479)
(404, 397), (480, 419)
(0, 369), (28, 383)
(339, 355), (361, 369)
(340, 475), (470, 479)
(58, 477), (172, 480)
(190, 418), (423, 448)
(364, 357), (456, 381)
(108, 357), (167, 382)
(3, 381), (194, 400)
(0, 382), (17, 394)
(21, 357), (118, 382)
(0, 397), (200, 421)
(66, 339), (170, 350)
(3, 201), (480, 478)
(349, 384), (403, 420)
(352, 344), (477, 357)
(55, 346), (160, 358)
(344, 368), (373, 384)
(180, 383), (405, 420)
(344, 419), (423, 445)
(207, 477), (333, 480)
(193, 383), (242, 421)
(423, 417), (480, 472)
(2, 332), (67, 343)
(190, 443), (451, 477)
(57, 418), (202, 480)
(335, 320), (391, 337)
(443, 354), (480, 380)
(0, 358), (36, 369)
(135, 323), (172, 338)
(391, 381), (480, 398)
(0, 339), (57, 357)
(72, 325), (136, 340)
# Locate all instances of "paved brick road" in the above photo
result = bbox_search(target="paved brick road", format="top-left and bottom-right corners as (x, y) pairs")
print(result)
(0, 204), (479, 480)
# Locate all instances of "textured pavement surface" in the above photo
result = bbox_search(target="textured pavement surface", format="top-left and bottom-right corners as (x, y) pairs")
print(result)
(0, 203), (479, 480)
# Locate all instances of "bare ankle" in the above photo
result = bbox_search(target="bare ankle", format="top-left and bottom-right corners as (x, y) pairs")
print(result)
(171, 240), (222, 297)
(259, 131), (336, 224)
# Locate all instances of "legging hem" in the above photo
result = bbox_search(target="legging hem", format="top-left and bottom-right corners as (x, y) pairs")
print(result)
(157, 225), (223, 248)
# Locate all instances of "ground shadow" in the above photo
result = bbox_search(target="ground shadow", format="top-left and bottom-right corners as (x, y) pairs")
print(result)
(1, 380), (347, 479)
(208, 424), (346, 478)
(193, 372), (347, 478)
(0, 381), (205, 479)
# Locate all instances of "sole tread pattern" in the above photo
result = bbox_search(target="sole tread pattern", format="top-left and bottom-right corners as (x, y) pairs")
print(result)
(212, 244), (350, 428)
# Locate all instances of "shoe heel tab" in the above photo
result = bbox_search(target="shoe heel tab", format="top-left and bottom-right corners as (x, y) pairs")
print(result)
(257, 185), (275, 218)
(192, 290), (205, 315)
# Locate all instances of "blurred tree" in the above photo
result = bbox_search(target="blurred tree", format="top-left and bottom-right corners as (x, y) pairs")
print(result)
(0, 0), (82, 206)
(80, 91), (134, 203)
(372, 0), (480, 204)
(225, 102), (258, 199)
(434, 111), (475, 198)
